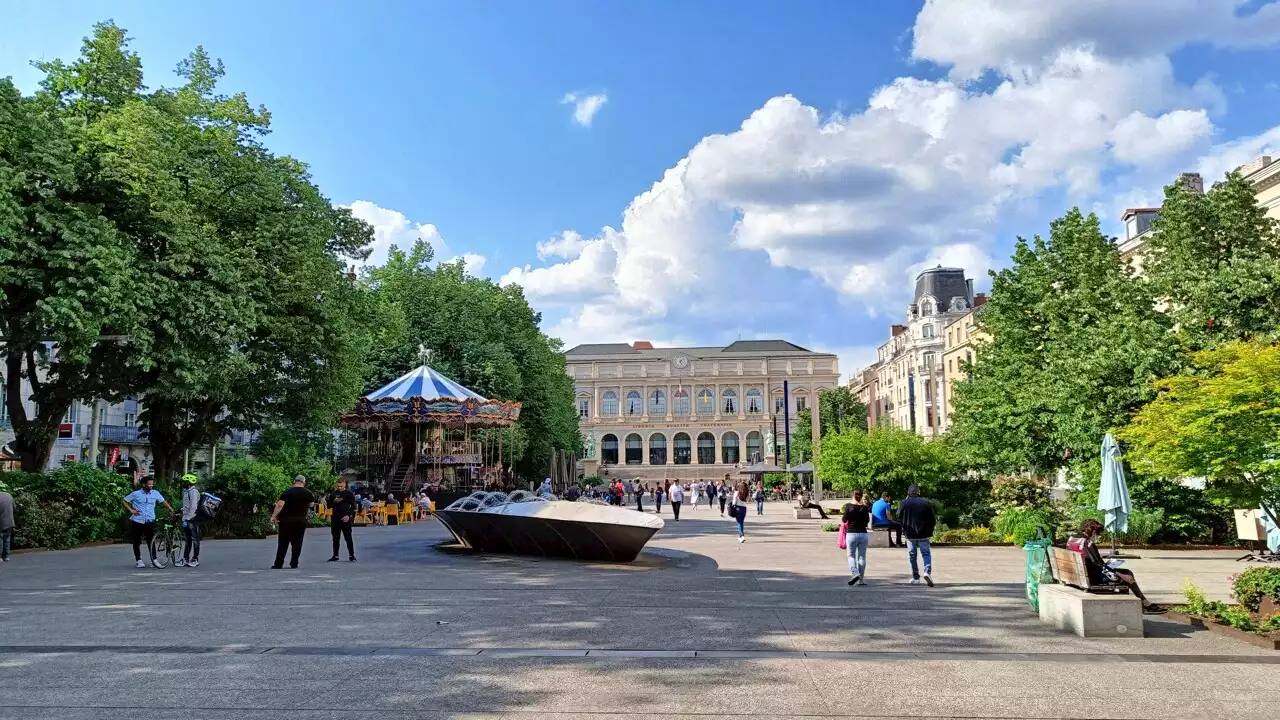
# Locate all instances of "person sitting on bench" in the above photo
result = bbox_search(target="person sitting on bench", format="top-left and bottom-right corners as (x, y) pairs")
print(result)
(795, 491), (828, 519)
(870, 492), (903, 547)
(1070, 519), (1164, 614)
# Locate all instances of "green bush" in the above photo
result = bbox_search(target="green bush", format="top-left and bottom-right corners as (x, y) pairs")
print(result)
(1, 465), (134, 548)
(1231, 568), (1280, 614)
(936, 527), (1003, 544)
(989, 475), (1053, 513)
(205, 458), (291, 537)
(821, 522), (839, 532)
(1065, 506), (1164, 545)
(993, 507), (1059, 546)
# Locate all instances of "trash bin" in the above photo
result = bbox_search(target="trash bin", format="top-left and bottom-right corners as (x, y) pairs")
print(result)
(1024, 530), (1054, 613)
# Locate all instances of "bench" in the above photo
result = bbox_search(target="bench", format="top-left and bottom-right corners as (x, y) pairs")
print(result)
(1047, 547), (1129, 594)
(1038, 584), (1142, 637)
(793, 508), (814, 519)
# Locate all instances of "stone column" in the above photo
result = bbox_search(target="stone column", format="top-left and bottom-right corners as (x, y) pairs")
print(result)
(666, 384), (673, 420)
(738, 382), (745, 420)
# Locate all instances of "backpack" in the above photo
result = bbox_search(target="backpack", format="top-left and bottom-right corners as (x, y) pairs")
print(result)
(197, 492), (223, 519)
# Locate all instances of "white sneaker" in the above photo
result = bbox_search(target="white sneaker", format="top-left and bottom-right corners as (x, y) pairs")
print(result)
(923, 573), (934, 587)
(908, 578), (921, 585)
(738, 535), (745, 543)
(135, 560), (147, 569)
(187, 559), (199, 568)
(174, 559), (187, 568)
(151, 559), (166, 569)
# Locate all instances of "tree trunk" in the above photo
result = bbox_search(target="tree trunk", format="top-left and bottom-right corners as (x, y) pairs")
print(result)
(6, 352), (62, 473)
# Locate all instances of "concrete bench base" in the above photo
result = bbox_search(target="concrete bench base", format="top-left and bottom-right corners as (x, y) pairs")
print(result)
(1038, 584), (1143, 638)
(868, 528), (892, 548)
(793, 508), (814, 519)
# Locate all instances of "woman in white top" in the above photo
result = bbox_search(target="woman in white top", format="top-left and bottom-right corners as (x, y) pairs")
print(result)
(731, 482), (750, 542)
(667, 482), (684, 521)
(691, 481), (702, 510)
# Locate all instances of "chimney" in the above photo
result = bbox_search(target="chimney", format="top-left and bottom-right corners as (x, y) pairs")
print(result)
(1178, 172), (1204, 195)
(891, 324), (907, 337)
(966, 278), (975, 302)
(974, 293), (988, 307)
(632, 340), (654, 350)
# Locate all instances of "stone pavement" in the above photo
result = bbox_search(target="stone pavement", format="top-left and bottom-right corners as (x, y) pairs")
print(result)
(0, 503), (1275, 719)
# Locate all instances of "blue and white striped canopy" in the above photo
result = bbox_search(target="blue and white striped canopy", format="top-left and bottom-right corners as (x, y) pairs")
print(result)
(366, 365), (487, 402)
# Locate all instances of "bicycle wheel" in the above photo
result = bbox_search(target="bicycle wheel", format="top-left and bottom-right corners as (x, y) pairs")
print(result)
(163, 528), (181, 566)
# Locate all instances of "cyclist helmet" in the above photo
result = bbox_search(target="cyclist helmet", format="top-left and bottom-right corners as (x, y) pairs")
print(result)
(182, 473), (198, 485)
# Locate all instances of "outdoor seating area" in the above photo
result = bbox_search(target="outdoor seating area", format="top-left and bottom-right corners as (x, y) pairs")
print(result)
(316, 499), (435, 526)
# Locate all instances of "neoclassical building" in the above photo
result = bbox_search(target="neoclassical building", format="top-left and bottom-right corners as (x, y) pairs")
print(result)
(566, 340), (839, 482)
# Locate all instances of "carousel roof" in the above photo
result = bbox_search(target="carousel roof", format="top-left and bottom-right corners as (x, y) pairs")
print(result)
(367, 365), (487, 402)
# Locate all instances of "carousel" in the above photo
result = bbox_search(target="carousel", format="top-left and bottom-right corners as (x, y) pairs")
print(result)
(338, 357), (522, 504)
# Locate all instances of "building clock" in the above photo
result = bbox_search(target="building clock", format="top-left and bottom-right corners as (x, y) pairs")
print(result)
(672, 354), (690, 370)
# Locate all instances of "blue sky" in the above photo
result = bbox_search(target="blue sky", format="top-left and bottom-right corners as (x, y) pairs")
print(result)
(5, 1), (1280, 380)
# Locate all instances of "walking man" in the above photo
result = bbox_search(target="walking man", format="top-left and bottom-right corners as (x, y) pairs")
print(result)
(0, 489), (14, 563)
(327, 478), (358, 562)
(122, 477), (175, 568)
(899, 484), (937, 586)
(175, 474), (202, 568)
(270, 475), (314, 569)
(668, 481), (683, 521)
(754, 483), (765, 515)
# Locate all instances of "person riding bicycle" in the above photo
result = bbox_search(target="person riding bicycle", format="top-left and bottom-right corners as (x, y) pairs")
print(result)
(121, 476), (175, 569)
(175, 474), (202, 568)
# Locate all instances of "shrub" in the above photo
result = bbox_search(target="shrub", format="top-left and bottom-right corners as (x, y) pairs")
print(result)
(993, 507), (1059, 546)
(1179, 579), (1212, 616)
(1231, 568), (1280, 614)
(821, 522), (839, 532)
(1065, 507), (1164, 545)
(989, 475), (1053, 513)
(2, 465), (133, 547)
(205, 458), (291, 537)
(937, 526), (1003, 544)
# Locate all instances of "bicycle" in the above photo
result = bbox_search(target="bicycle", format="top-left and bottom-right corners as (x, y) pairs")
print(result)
(155, 514), (183, 568)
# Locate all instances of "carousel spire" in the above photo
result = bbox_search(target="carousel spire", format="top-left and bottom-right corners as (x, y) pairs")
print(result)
(418, 345), (434, 365)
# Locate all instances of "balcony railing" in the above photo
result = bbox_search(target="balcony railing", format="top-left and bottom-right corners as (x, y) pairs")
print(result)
(99, 425), (146, 444)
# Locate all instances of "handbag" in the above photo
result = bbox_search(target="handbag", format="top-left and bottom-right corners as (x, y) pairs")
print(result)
(837, 521), (848, 550)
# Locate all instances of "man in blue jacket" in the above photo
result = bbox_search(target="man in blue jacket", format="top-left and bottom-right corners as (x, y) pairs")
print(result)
(898, 485), (937, 586)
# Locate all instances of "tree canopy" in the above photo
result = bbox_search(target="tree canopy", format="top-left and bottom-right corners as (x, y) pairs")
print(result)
(949, 209), (1175, 474)
(789, 386), (868, 463)
(817, 426), (954, 499)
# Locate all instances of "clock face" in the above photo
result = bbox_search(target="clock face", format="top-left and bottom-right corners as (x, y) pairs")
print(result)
(673, 355), (689, 369)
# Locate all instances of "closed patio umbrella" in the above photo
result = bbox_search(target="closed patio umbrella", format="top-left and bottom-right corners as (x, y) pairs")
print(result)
(1097, 433), (1133, 557)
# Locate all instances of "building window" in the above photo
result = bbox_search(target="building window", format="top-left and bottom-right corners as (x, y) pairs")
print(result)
(926, 407), (934, 428)
(697, 432), (715, 464)
(673, 432), (692, 464)
(673, 389), (690, 416)
(601, 434), (618, 464)
(625, 433), (643, 464)
(746, 431), (762, 463)
(796, 395), (807, 412)
(649, 433), (667, 465)
(746, 388), (763, 414)
(721, 389), (738, 414)
(64, 403), (79, 423)
(924, 379), (932, 402)
(124, 412), (136, 428)
(696, 389), (714, 415)
(920, 298), (934, 316)
(626, 391), (642, 416)
(922, 324), (935, 339)
(649, 389), (666, 415)
(601, 391), (618, 416)
(774, 396), (785, 414)
(721, 432), (739, 464)
(966, 350), (973, 365)
(923, 351), (937, 369)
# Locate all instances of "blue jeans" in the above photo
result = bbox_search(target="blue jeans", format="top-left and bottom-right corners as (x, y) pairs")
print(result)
(907, 538), (931, 579)
(183, 519), (201, 562)
(734, 505), (746, 537)
(755, 498), (764, 515)
(846, 532), (869, 577)
(0, 527), (11, 560)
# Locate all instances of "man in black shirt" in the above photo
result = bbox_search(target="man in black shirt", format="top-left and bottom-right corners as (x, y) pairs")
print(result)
(271, 475), (314, 569)
(898, 484), (937, 586)
(326, 478), (358, 563)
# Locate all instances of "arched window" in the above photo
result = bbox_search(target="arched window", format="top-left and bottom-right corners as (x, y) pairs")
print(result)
(649, 433), (667, 465)
(746, 388), (763, 414)
(626, 390), (642, 416)
(601, 434), (618, 464)
(625, 433), (643, 464)
(673, 432), (692, 464)
(696, 388), (714, 415)
(746, 431), (762, 463)
(697, 432), (715, 464)
(721, 389), (738, 414)
(601, 391), (618, 416)
(721, 432), (739, 464)
(920, 298), (935, 316)
(649, 389), (666, 415)
(673, 389), (690, 416)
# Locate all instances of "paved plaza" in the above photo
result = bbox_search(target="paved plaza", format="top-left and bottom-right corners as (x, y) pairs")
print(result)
(0, 503), (1276, 719)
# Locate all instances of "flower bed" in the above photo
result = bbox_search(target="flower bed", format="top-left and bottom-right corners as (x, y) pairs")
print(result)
(1169, 572), (1280, 651)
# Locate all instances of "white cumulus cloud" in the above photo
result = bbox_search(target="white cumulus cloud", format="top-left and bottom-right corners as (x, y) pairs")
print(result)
(561, 91), (608, 127)
(345, 200), (488, 274)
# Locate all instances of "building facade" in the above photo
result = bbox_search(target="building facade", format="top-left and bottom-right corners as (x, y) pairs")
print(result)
(861, 267), (978, 438)
(847, 365), (881, 430)
(940, 300), (988, 432)
(566, 340), (839, 482)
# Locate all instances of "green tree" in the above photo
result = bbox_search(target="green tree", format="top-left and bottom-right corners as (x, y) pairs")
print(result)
(1118, 340), (1280, 524)
(788, 387), (868, 464)
(949, 209), (1175, 474)
(817, 427), (954, 498)
(1145, 172), (1280, 349)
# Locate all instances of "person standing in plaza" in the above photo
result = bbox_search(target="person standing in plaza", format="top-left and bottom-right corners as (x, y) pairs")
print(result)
(270, 475), (314, 569)
(708, 481), (718, 510)
(635, 483), (645, 512)
(654, 482), (665, 514)
(898, 484), (936, 586)
(690, 481), (702, 511)
(668, 481), (683, 521)
(175, 474), (202, 568)
(718, 477), (730, 516)
(842, 491), (872, 585)
(0, 489), (14, 563)
(871, 491), (903, 547)
(753, 482), (765, 516)
(732, 482), (749, 542)
(327, 478), (358, 562)
(121, 477), (175, 568)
